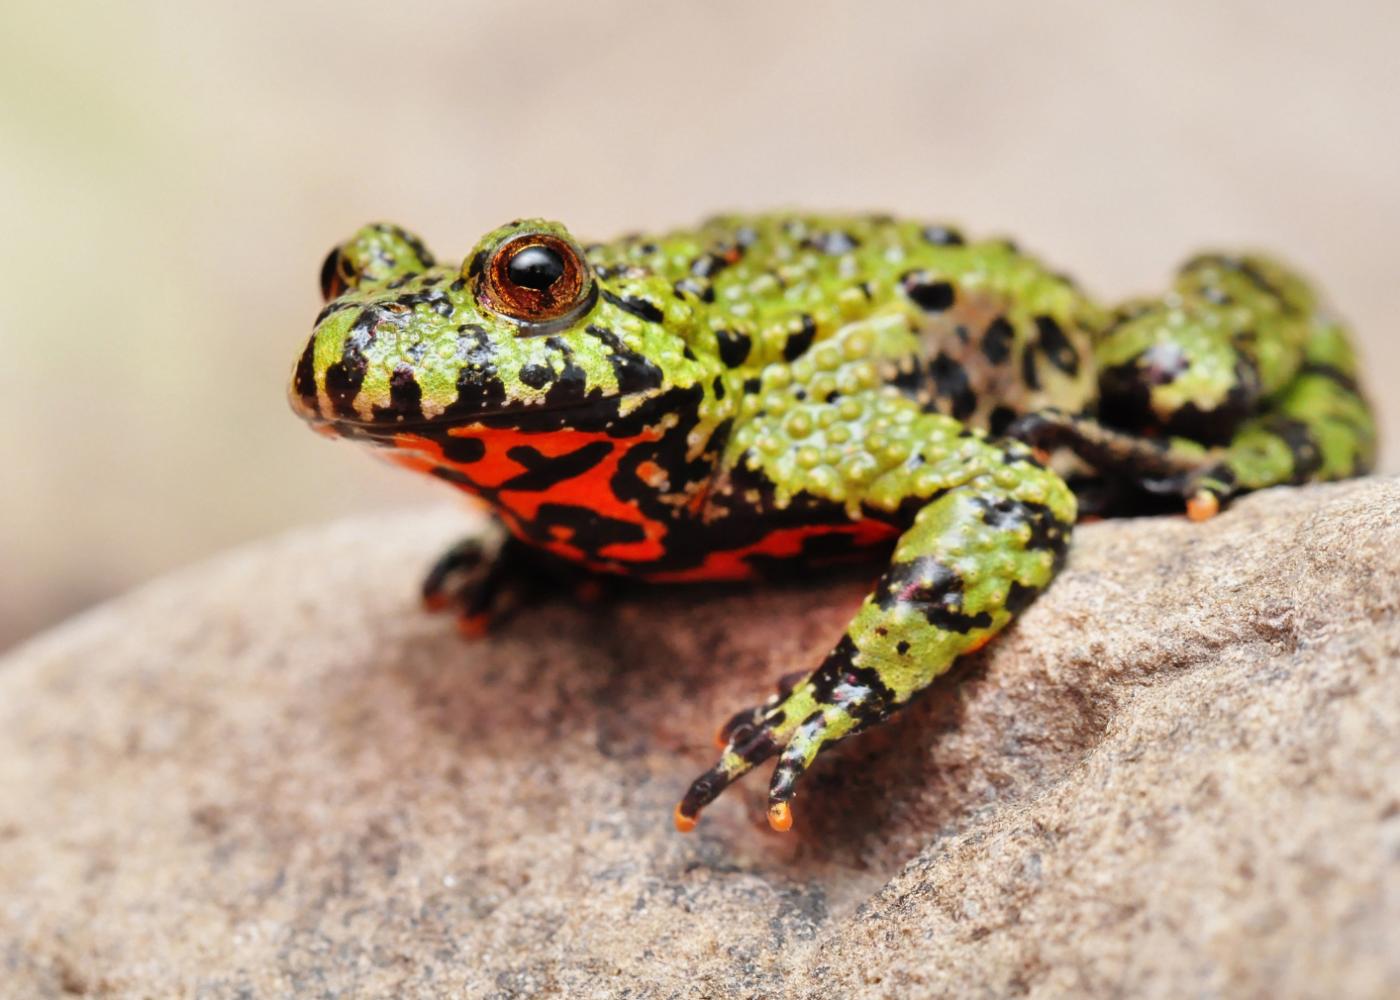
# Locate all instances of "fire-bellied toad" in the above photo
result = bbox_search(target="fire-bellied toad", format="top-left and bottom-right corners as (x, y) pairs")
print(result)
(289, 213), (1375, 832)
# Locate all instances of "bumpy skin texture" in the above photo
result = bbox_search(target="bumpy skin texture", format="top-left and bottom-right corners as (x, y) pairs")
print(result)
(288, 214), (1375, 832)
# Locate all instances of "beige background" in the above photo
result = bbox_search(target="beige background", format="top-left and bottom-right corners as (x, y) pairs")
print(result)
(2, 0), (1397, 650)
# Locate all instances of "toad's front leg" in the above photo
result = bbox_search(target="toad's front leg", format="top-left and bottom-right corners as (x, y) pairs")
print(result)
(423, 532), (607, 636)
(676, 461), (1075, 833)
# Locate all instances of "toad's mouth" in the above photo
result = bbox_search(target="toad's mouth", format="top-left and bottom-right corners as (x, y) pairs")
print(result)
(288, 384), (668, 440)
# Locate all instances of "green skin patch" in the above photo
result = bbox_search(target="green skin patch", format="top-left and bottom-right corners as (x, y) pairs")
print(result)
(289, 214), (1375, 832)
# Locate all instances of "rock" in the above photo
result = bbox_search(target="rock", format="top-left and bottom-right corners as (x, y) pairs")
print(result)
(1, 478), (1397, 999)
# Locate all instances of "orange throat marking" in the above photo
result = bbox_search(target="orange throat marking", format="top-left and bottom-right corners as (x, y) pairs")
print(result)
(386, 425), (672, 568)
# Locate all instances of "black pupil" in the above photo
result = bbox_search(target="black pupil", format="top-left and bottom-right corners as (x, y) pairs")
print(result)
(506, 245), (565, 291)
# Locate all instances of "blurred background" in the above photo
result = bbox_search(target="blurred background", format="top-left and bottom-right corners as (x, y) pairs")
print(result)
(2, 1), (1396, 650)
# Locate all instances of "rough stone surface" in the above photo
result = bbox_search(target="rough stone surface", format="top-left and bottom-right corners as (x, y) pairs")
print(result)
(1, 478), (1398, 999)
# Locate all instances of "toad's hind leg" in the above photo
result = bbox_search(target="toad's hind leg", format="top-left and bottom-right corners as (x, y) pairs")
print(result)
(1184, 320), (1375, 513)
(1010, 319), (1376, 519)
(1010, 250), (1376, 519)
(676, 461), (1074, 832)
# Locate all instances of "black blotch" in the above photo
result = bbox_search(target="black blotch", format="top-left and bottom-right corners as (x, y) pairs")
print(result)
(783, 315), (818, 362)
(455, 323), (494, 366)
(1034, 316), (1079, 376)
(971, 497), (1067, 557)
(930, 353), (977, 421)
(379, 364), (422, 420)
(542, 357), (590, 408)
(519, 364), (553, 390)
(807, 636), (896, 721)
(585, 325), (665, 395)
(445, 353), (507, 418)
(716, 329), (752, 368)
(1020, 344), (1041, 390)
(292, 340), (317, 408)
(989, 405), (1018, 437)
(1260, 416), (1323, 482)
(713, 375), (726, 399)
(500, 441), (614, 492)
(1299, 361), (1361, 394)
(602, 289), (664, 323)
(324, 358), (366, 417)
(875, 557), (993, 633)
(325, 311), (377, 417)
(982, 317), (1014, 365)
(890, 353), (926, 399)
(439, 435), (486, 464)
(1005, 581), (1040, 614)
(901, 272), (956, 312)
(527, 501), (645, 553)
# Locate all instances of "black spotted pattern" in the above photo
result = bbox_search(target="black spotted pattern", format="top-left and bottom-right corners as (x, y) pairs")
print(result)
(716, 329), (752, 368)
(783, 315), (818, 362)
(1034, 315), (1080, 376)
(981, 317), (1014, 365)
(929, 353), (977, 421)
(875, 556), (994, 632)
(901, 271), (956, 312)
(602, 289), (665, 323)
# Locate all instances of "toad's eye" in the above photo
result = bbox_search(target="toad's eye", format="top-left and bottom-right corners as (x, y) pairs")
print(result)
(473, 233), (593, 326)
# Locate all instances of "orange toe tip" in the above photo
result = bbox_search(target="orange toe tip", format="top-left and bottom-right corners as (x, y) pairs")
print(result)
(1031, 447), (1052, 465)
(673, 804), (698, 833)
(422, 593), (449, 613)
(714, 726), (731, 750)
(965, 633), (991, 654)
(455, 613), (491, 638)
(1186, 492), (1220, 522)
(767, 801), (794, 833)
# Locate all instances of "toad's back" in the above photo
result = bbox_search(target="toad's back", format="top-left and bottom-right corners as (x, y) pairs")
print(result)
(584, 213), (1104, 437)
